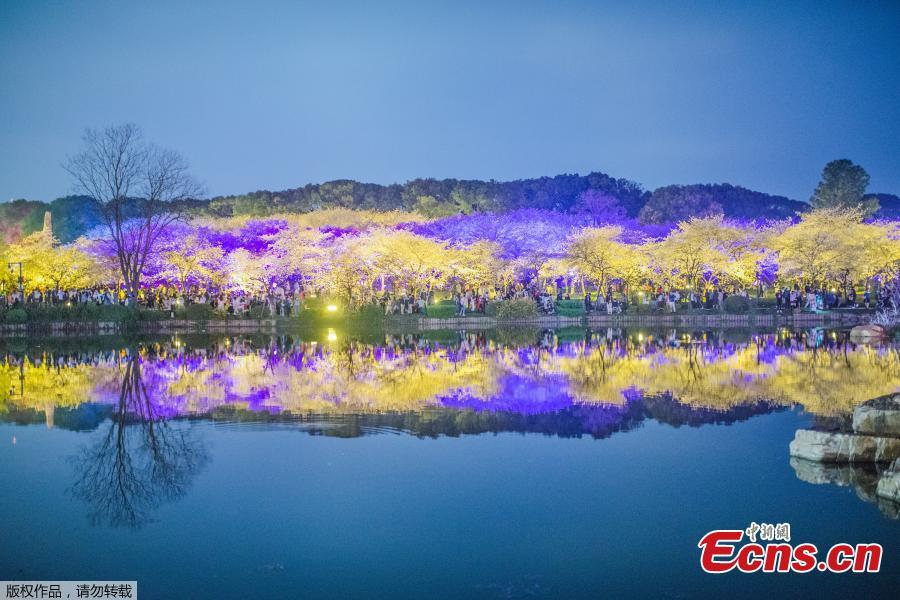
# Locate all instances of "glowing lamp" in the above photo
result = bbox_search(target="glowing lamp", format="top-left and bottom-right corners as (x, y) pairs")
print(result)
(327, 328), (337, 342)
(326, 304), (338, 312)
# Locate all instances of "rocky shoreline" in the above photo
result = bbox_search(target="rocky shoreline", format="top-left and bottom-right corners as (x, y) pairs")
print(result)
(790, 394), (900, 513)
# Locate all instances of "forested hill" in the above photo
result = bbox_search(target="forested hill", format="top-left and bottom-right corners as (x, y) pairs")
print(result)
(203, 174), (808, 224)
(638, 184), (806, 223)
(0, 170), (863, 245)
(204, 172), (651, 218)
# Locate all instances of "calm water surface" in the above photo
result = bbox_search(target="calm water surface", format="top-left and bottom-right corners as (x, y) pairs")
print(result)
(1, 328), (898, 598)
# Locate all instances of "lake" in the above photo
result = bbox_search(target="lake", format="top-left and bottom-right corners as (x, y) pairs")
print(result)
(1, 327), (899, 598)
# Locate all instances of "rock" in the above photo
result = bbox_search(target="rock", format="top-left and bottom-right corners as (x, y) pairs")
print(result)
(852, 394), (900, 437)
(876, 471), (900, 504)
(789, 429), (900, 463)
(878, 497), (900, 520)
(849, 324), (886, 341)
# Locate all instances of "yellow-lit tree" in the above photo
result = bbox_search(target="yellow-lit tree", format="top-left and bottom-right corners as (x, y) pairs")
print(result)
(368, 229), (450, 296)
(566, 226), (641, 292)
(856, 221), (900, 287)
(313, 234), (379, 308)
(773, 208), (863, 288)
(653, 217), (725, 291)
(5, 229), (100, 292)
(709, 221), (768, 292)
(454, 241), (505, 291)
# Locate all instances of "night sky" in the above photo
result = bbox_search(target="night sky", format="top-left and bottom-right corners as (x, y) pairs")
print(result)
(1, 0), (898, 202)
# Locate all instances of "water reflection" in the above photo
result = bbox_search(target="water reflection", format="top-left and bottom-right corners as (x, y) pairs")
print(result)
(1, 328), (897, 426)
(207, 398), (783, 440)
(1, 328), (898, 528)
(790, 458), (900, 520)
(68, 354), (208, 528)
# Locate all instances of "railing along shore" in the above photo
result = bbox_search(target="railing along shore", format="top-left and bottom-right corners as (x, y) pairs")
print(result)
(0, 309), (873, 337)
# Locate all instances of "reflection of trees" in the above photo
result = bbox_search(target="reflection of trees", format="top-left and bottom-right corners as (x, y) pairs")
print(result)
(0, 355), (119, 414)
(767, 344), (900, 415)
(641, 394), (783, 428)
(207, 395), (780, 439)
(550, 338), (900, 414)
(69, 354), (208, 528)
(4, 332), (900, 429)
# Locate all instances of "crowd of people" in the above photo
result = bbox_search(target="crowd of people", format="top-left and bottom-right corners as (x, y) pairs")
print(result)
(773, 285), (894, 311)
(0, 278), (896, 318)
(378, 291), (431, 315)
(0, 283), (309, 317)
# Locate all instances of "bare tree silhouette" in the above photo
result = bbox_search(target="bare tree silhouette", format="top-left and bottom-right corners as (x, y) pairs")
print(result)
(64, 123), (203, 294)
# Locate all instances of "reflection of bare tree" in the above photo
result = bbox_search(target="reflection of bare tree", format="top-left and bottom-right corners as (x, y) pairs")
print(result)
(69, 354), (208, 528)
(676, 342), (707, 398)
(335, 341), (361, 378)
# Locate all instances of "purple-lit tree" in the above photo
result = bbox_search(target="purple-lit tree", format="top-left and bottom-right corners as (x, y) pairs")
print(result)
(572, 189), (627, 225)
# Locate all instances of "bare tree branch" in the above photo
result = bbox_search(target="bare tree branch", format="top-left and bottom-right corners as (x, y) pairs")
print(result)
(64, 124), (204, 294)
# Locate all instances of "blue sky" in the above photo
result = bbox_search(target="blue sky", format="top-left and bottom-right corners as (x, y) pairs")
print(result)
(1, 0), (898, 202)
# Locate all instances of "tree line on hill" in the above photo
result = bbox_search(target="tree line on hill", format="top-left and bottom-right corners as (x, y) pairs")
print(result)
(2, 162), (896, 245)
